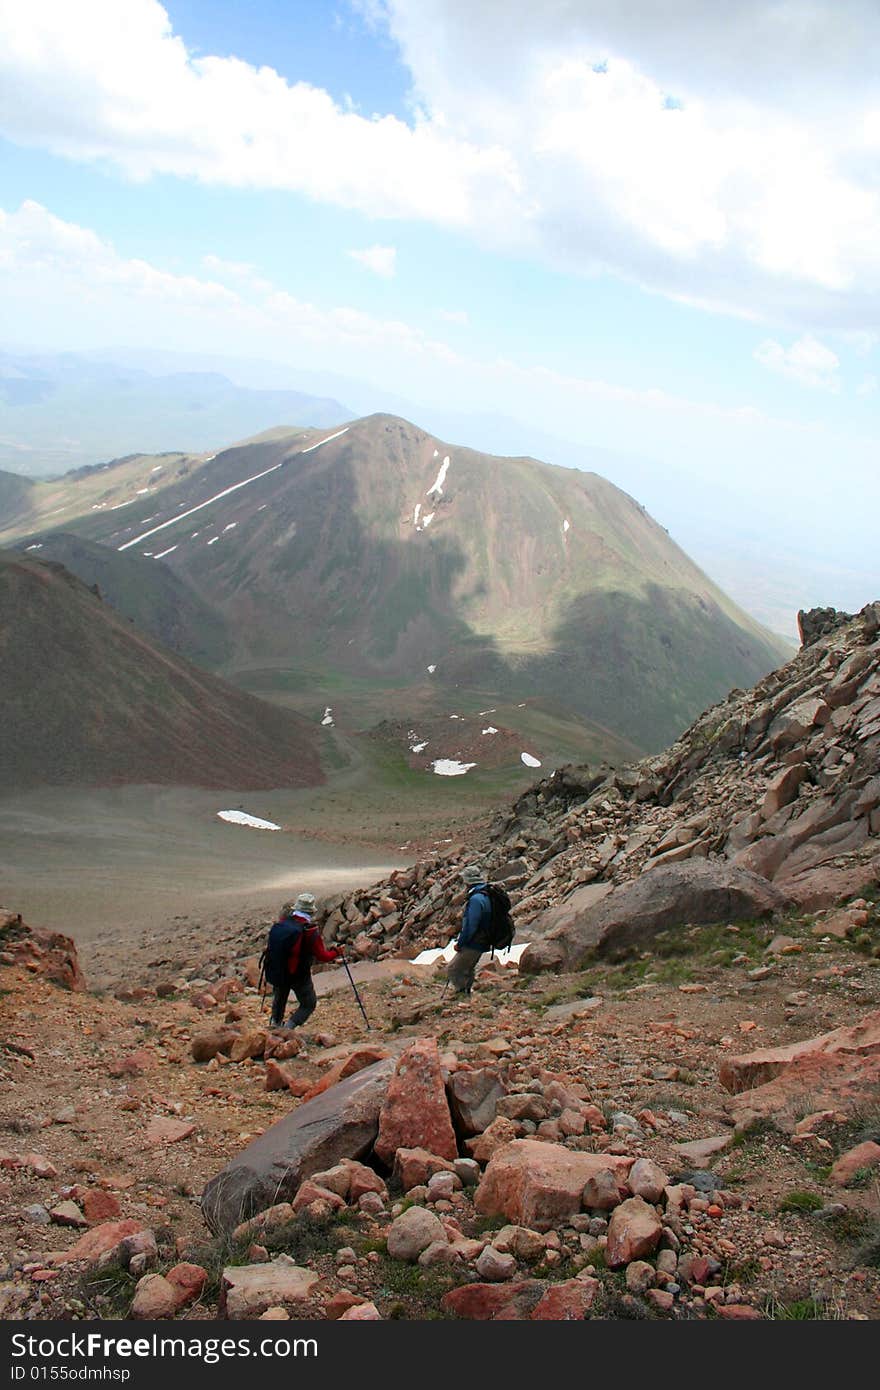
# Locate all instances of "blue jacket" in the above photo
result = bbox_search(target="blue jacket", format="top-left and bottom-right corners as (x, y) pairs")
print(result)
(457, 884), (491, 951)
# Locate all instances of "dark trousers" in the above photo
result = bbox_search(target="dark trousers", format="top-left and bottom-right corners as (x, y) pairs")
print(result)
(270, 973), (317, 1027)
(447, 947), (482, 995)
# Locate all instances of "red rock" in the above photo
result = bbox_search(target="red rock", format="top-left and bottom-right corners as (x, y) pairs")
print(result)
(830, 1141), (880, 1185)
(325, 1291), (367, 1320)
(341, 1159), (387, 1202)
(229, 1031), (268, 1063)
(392, 1147), (457, 1191)
(338, 1302), (381, 1320)
(145, 1117), (196, 1145)
(475, 1139), (634, 1232)
(82, 1189), (122, 1224)
(465, 1117), (519, 1163)
(530, 1278), (599, 1319)
(300, 1047), (390, 1102)
(374, 1038), (457, 1165)
(51, 1219), (145, 1265)
(191, 1028), (239, 1063)
(725, 1049), (880, 1131)
(716, 1303), (764, 1319)
(290, 1182), (346, 1215)
(166, 1263), (207, 1309)
(441, 1281), (547, 1320)
(264, 1060), (293, 1092)
(21, 1153), (57, 1179)
(605, 1197), (663, 1269)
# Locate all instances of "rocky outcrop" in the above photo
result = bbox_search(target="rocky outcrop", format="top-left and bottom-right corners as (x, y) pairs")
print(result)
(302, 601), (879, 972)
(474, 1139), (634, 1231)
(519, 861), (789, 974)
(0, 910), (85, 991)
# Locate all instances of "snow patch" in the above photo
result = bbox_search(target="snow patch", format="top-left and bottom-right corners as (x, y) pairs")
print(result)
(153, 545), (177, 559)
(207, 537), (219, 545)
(482, 726), (498, 735)
(421, 512), (435, 528)
(427, 455), (450, 497)
(300, 426), (349, 455)
(25, 543), (42, 550)
(411, 940), (530, 966)
(321, 707), (334, 726)
(223, 522), (237, 532)
(217, 810), (281, 831)
(427, 664), (436, 674)
(413, 502), (421, 526)
(432, 760), (476, 776)
(563, 518), (570, 533)
(521, 752), (542, 768)
(410, 741), (428, 753)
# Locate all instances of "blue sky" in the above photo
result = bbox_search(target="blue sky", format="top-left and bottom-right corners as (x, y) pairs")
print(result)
(1, 0), (878, 634)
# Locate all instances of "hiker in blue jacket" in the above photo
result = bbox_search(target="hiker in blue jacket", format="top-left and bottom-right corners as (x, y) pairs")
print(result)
(446, 865), (491, 997)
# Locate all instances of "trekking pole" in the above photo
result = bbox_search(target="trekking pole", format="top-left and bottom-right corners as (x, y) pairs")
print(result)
(338, 952), (370, 1028)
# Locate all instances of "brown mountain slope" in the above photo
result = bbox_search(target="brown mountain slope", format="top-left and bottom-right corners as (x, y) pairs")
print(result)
(0, 551), (324, 791)
(3, 414), (789, 754)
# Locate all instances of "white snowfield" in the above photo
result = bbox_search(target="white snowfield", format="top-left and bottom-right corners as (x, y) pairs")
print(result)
(521, 752), (542, 767)
(217, 810), (281, 830)
(432, 759), (476, 776)
(411, 941), (531, 966)
(427, 455), (450, 497)
(118, 427), (349, 553)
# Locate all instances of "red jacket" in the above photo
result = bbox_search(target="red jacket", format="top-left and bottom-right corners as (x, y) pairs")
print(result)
(286, 914), (340, 976)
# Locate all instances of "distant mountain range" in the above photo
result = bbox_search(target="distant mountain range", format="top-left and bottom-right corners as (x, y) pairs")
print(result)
(0, 349), (351, 475)
(2, 413), (790, 758)
(0, 549), (323, 791)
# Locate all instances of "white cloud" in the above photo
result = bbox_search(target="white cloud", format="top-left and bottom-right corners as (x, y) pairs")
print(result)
(856, 375), (878, 397)
(0, 198), (816, 440)
(754, 334), (841, 391)
(438, 308), (469, 325)
(347, 244), (397, 278)
(3, 2), (880, 328)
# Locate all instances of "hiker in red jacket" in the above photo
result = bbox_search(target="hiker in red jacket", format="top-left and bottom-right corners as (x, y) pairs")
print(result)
(268, 892), (341, 1029)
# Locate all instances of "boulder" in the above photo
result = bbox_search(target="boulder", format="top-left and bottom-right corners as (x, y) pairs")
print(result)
(130, 1274), (178, 1320)
(725, 1050), (880, 1132)
(720, 1010), (880, 1094)
(530, 1278), (600, 1320)
(201, 1056), (396, 1233)
(830, 1141), (880, 1186)
(219, 1256), (320, 1318)
(464, 1117), (520, 1163)
(392, 1147), (456, 1191)
(474, 1139), (634, 1231)
(605, 1197), (663, 1268)
(626, 1157), (669, 1203)
(446, 1068), (508, 1137)
(300, 1047), (390, 1102)
(520, 862), (789, 972)
(386, 1206), (448, 1262)
(374, 1039), (457, 1166)
(441, 1281), (547, 1320)
(50, 1219), (146, 1266)
(191, 1028), (239, 1063)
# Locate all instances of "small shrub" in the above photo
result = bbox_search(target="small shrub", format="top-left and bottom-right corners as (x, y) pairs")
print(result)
(778, 1190), (825, 1214)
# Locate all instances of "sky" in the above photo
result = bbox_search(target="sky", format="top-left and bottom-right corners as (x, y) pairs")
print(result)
(0, 0), (879, 635)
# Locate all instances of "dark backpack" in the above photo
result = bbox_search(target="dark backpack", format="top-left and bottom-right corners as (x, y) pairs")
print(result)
(259, 916), (306, 988)
(472, 883), (515, 953)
